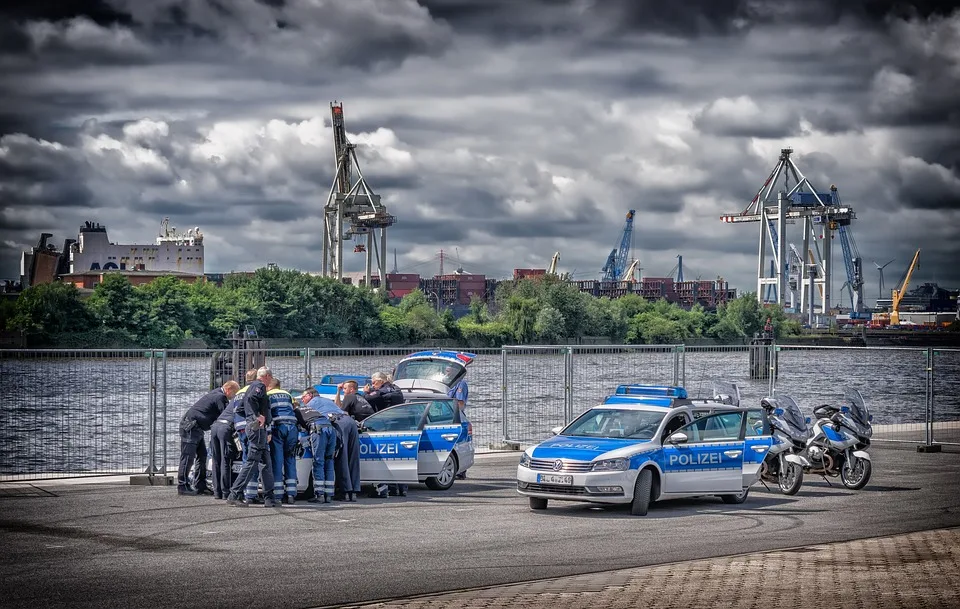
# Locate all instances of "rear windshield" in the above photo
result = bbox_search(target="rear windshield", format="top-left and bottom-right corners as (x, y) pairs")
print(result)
(394, 359), (464, 385)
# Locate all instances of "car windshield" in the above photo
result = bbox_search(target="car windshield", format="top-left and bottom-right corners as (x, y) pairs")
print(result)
(711, 381), (741, 407)
(394, 359), (464, 385)
(563, 408), (665, 440)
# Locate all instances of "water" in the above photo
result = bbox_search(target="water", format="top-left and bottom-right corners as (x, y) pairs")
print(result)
(0, 346), (957, 478)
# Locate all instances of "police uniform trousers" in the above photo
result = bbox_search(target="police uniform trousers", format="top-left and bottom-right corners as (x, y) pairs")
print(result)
(228, 422), (274, 501)
(270, 422), (300, 501)
(334, 416), (361, 495)
(308, 422), (337, 499)
(209, 419), (236, 499)
(177, 417), (208, 491)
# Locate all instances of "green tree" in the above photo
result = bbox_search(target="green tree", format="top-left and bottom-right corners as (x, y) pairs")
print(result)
(9, 282), (93, 345)
(534, 305), (566, 343)
(138, 276), (195, 347)
(710, 294), (763, 341)
(86, 274), (149, 344)
(469, 295), (488, 325)
(502, 295), (539, 343)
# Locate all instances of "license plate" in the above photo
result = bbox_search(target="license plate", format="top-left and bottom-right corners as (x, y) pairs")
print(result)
(537, 474), (573, 485)
(231, 462), (243, 473)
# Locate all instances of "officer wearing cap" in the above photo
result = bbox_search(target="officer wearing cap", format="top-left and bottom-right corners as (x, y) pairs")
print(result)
(210, 371), (254, 500)
(177, 381), (240, 496)
(227, 366), (277, 508)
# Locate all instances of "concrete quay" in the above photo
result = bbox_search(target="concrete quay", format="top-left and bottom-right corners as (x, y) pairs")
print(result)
(1, 444), (958, 609)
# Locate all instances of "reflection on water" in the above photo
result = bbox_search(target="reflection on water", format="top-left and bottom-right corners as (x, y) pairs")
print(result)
(0, 347), (957, 476)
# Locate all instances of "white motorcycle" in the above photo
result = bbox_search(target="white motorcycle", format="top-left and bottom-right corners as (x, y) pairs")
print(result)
(758, 395), (811, 495)
(803, 388), (873, 490)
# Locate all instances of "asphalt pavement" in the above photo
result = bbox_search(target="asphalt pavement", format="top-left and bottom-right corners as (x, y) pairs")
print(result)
(1, 444), (959, 609)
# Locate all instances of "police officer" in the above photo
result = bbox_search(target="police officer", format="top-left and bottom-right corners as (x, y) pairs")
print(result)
(364, 372), (407, 496)
(333, 380), (366, 502)
(267, 378), (299, 505)
(227, 366), (277, 508)
(210, 373), (252, 500)
(177, 381), (240, 495)
(294, 388), (340, 503)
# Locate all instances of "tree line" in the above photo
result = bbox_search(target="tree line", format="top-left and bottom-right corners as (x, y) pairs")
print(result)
(0, 269), (801, 348)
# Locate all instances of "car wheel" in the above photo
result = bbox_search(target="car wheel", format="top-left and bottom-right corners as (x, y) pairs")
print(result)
(425, 453), (458, 491)
(529, 497), (548, 510)
(630, 468), (653, 516)
(720, 488), (749, 504)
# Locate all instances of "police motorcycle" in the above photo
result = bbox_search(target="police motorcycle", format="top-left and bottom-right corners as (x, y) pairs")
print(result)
(802, 388), (873, 490)
(757, 395), (811, 495)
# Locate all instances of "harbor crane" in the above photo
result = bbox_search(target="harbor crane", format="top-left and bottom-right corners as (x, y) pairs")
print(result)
(547, 252), (560, 276)
(720, 148), (856, 317)
(601, 210), (636, 282)
(321, 102), (396, 288)
(833, 189), (865, 315)
(890, 249), (921, 326)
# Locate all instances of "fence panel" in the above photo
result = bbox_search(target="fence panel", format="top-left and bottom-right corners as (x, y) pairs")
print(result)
(680, 345), (777, 404)
(932, 348), (960, 445)
(568, 345), (679, 420)
(502, 346), (568, 447)
(0, 349), (155, 480)
(773, 346), (930, 444)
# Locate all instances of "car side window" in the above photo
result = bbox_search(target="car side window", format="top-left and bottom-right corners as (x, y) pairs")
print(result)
(676, 412), (745, 443)
(745, 409), (766, 437)
(362, 403), (427, 432)
(426, 400), (456, 425)
(661, 415), (689, 442)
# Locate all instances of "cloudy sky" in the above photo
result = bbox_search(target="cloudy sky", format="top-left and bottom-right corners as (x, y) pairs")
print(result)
(1, 0), (958, 306)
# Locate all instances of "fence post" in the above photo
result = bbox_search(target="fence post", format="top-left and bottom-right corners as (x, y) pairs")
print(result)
(501, 347), (509, 442)
(926, 348), (933, 447)
(304, 348), (312, 391)
(564, 347), (574, 424)
(145, 350), (157, 476)
(673, 345), (682, 387)
(161, 349), (168, 474)
(769, 343), (778, 397)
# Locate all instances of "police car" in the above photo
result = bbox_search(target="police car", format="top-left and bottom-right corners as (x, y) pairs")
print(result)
(516, 383), (773, 515)
(294, 350), (477, 495)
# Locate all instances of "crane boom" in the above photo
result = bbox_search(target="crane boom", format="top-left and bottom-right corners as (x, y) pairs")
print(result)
(890, 249), (921, 325)
(601, 210), (635, 281)
(547, 251), (560, 275)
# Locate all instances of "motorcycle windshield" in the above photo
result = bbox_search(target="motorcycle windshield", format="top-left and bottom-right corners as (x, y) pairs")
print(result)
(778, 396), (809, 436)
(711, 381), (741, 407)
(844, 388), (871, 431)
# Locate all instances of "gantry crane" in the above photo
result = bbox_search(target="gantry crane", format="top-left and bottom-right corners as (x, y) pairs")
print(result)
(720, 149), (856, 317)
(890, 249), (921, 326)
(321, 102), (396, 288)
(601, 210), (636, 282)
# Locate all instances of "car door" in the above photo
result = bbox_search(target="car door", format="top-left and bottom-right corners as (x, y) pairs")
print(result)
(358, 403), (427, 484)
(660, 411), (745, 494)
(741, 408), (773, 487)
(417, 400), (464, 476)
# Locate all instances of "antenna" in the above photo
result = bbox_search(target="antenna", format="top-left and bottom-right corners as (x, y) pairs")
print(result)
(391, 248), (398, 274)
(455, 247), (464, 274)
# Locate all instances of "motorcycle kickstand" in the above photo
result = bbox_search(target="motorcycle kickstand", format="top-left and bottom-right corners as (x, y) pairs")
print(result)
(820, 475), (833, 487)
(759, 479), (771, 491)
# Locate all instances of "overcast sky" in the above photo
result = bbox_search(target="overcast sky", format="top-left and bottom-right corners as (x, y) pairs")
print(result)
(1, 0), (958, 306)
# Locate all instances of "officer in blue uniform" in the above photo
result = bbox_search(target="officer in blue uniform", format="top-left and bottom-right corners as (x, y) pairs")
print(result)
(227, 367), (277, 508)
(210, 376), (249, 499)
(445, 364), (470, 480)
(294, 388), (340, 503)
(177, 381), (239, 495)
(267, 379), (299, 505)
(231, 370), (265, 502)
(333, 380), (366, 502)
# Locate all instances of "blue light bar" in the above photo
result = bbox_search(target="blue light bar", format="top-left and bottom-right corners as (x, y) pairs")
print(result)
(602, 395), (675, 407)
(615, 384), (688, 399)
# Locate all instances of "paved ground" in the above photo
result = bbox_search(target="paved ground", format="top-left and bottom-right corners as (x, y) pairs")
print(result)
(1, 444), (959, 609)
(335, 527), (960, 609)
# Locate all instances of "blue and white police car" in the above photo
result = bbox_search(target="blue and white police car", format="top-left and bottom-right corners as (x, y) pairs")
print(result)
(516, 383), (773, 515)
(294, 351), (476, 494)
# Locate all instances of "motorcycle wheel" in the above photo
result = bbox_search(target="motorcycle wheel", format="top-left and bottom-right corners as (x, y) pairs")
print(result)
(777, 461), (803, 495)
(840, 455), (871, 490)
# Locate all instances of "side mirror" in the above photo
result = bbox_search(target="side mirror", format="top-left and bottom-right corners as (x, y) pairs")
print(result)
(551, 426), (564, 436)
(805, 417), (811, 424)
(840, 406), (850, 413)
(668, 432), (688, 444)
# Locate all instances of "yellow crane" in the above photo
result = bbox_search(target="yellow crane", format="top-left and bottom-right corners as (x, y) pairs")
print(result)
(890, 249), (921, 326)
(547, 252), (560, 276)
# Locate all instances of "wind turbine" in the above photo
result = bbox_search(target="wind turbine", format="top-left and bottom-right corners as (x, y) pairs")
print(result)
(874, 259), (894, 303)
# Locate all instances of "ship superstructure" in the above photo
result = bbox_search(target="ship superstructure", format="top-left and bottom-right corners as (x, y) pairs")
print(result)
(69, 217), (204, 275)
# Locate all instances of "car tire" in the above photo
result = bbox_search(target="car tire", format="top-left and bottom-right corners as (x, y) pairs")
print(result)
(720, 488), (749, 504)
(425, 453), (459, 491)
(529, 497), (548, 510)
(630, 468), (653, 516)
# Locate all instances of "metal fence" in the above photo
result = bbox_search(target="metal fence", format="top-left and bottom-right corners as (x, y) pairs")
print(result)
(0, 344), (957, 481)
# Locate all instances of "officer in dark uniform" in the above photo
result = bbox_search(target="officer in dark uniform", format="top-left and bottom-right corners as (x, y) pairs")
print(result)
(178, 381), (240, 495)
(210, 383), (245, 500)
(227, 367), (277, 508)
